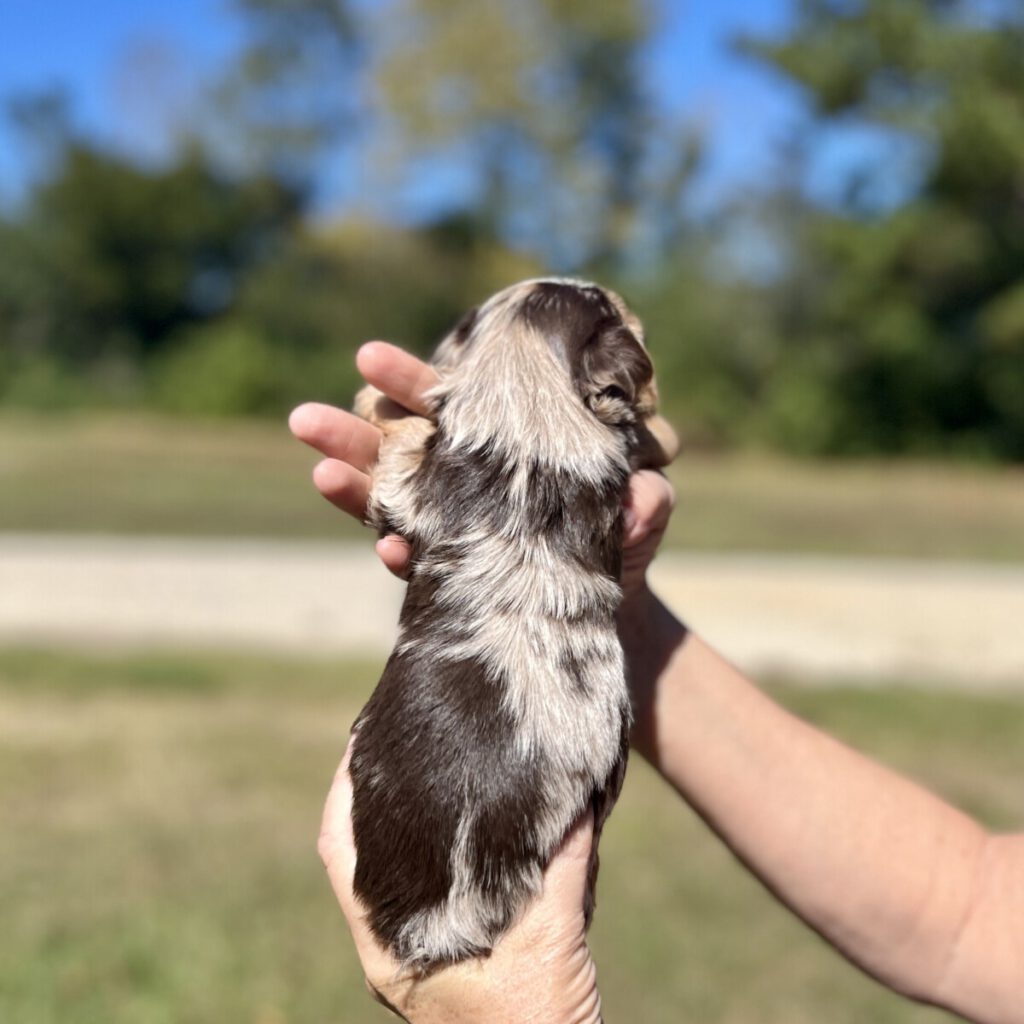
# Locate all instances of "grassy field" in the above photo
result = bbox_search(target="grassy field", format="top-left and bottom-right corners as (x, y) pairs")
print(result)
(3, 647), (1022, 1024)
(3, 411), (1024, 559)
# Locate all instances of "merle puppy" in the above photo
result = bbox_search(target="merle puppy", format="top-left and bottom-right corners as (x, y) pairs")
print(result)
(350, 278), (676, 971)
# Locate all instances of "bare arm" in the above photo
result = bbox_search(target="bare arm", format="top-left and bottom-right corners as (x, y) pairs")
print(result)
(619, 585), (1024, 1024)
(293, 342), (1024, 1022)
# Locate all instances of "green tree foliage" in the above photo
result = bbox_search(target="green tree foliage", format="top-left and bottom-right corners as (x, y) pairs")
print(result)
(740, 0), (1024, 457)
(2, 0), (1022, 460)
(156, 216), (542, 415)
(0, 125), (303, 405)
(368, 0), (700, 270)
(211, 0), (361, 182)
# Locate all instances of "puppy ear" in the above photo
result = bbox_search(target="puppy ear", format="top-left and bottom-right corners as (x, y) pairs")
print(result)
(577, 321), (680, 468)
(578, 322), (654, 424)
(430, 305), (479, 372)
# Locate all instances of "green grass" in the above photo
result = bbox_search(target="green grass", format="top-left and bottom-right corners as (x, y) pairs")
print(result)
(666, 453), (1024, 561)
(0, 412), (357, 540)
(3, 411), (1024, 558)
(3, 647), (1022, 1023)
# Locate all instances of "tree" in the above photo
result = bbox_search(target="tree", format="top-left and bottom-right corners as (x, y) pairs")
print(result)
(210, 0), (363, 185)
(213, 0), (701, 271)
(741, 0), (1024, 457)
(0, 123), (303, 402)
(367, 0), (700, 271)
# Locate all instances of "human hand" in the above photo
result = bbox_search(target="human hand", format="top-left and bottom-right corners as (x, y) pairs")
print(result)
(288, 342), (675, 602)
(318, 740), (602, 1024)
(288, 342), (436, 576)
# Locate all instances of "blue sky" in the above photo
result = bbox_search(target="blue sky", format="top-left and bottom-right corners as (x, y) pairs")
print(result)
(0, 0), (823, 215)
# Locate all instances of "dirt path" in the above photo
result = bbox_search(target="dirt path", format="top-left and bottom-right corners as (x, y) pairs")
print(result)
(2, 534), (1022, 688)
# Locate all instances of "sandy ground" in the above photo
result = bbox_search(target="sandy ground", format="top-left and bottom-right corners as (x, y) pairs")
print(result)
(2, 534), (1022, 689)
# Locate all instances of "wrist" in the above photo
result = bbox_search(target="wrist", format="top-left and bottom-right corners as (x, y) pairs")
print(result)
(617, 585), (688, 763)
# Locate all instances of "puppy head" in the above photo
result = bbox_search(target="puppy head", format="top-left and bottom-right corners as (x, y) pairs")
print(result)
(433, 278), (678, 470)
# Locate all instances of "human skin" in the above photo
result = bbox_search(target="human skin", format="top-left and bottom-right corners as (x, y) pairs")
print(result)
(318, 743), (601, 1024)
(292, 342), (1024, 1024)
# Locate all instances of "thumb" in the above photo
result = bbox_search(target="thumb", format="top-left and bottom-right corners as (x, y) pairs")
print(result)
(509, 811), (595, 945)
(542, 812), (595, 917)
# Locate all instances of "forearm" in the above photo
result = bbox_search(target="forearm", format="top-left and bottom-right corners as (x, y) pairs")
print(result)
(619, 587), (1021, 1022)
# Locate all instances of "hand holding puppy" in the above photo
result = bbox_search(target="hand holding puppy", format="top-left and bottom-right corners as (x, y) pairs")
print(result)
(319, 739), (601, 1024)
(291, 337), (674, 1023)
(294, 338), (1024, 1024)
(290, 342), (674, 596)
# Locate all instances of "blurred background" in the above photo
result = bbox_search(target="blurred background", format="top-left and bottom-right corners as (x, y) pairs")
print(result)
(1, 1), (1022, 1022)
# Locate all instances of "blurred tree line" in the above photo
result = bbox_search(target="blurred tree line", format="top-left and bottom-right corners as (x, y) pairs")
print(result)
(0, 0), (1021, 459)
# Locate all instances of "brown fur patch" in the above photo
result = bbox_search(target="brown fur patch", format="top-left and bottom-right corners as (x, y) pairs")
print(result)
(349, 278), (674, 969)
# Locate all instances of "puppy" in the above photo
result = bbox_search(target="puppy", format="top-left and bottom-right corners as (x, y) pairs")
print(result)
(350, 278), (676, 971)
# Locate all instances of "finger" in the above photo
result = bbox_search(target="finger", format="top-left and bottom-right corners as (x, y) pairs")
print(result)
(622, 470), (675, 547)
(376, 536), (413, 579)
(289, 403), (383, 471)
(312, 459), (371, 520)
(357, 342), (441, 418)
(509, 812), (595, 946)
(541, 812), (595, 915)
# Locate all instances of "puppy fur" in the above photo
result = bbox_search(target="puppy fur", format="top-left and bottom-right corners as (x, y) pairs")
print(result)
(350, 278), (676, 971)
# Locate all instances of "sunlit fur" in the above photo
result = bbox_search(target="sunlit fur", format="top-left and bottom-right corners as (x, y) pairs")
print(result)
(349, 278), (675, 970)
